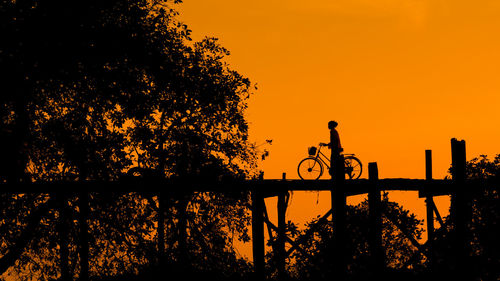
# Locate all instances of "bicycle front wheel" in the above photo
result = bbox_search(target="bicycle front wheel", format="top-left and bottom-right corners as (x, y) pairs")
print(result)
(298, 157), (323, 180)
(344, 156), (362, 179)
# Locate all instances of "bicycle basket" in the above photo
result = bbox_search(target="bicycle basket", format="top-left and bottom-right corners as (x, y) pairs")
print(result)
(308, 146), (317, 156)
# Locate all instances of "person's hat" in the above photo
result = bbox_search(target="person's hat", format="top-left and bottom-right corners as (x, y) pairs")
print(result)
(328, 120), (338, 128)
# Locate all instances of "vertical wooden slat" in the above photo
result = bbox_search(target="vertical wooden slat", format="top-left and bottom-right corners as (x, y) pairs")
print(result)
(426, 150), (433, 181)
(277, 173), (287, 279)
(252, 173), (265, 279)
(79, 191), (89, 281)
(57, 193), (70, 281)
(425, 150), (435, 270)
(331, 153), (346, 278)
(177, 197), (188, 268)
(158, 192), (165, 267)
(368, 162), (383, 275)
(450, 138), (469, 278)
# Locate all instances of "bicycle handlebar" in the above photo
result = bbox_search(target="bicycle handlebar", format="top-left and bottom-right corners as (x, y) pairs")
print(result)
(318, 143), (344, 153)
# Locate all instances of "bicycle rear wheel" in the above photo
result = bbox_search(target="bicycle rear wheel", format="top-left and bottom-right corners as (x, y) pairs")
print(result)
(344, 156), (362, 179)
(298, 157), (323, 180)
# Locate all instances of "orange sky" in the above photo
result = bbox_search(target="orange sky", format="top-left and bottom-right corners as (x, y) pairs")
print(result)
(179, 0), (500, 180)
(178, 0), (499, 258)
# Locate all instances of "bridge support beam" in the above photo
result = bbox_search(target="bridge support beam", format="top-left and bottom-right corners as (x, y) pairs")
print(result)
(331, 155), (347, 278)
(158, 192), (165, 267)
(252, 188), (265, 279)
(425, 150), (435, 270)
(57, 193), (70, 281)
(79, 191), (89, 281)
(450, 138), (471, 279)
(368, 162), (384, 275)
(276, 173), (287, 280)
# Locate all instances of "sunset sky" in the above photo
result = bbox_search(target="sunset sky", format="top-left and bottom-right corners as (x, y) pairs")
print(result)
(179, 0), (500, 180)
(178, 0), (499, 256)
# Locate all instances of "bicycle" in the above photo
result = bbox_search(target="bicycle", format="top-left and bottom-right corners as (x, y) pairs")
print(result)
(297, 143), (362, 180)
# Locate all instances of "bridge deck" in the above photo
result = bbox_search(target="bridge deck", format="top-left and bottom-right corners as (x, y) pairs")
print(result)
(0, 178), (492, 197)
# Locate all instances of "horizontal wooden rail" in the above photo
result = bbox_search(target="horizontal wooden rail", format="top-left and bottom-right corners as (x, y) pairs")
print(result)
(0, 178), (495, 195)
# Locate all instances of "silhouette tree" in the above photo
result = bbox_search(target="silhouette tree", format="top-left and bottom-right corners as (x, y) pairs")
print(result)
(1, 0), (144, 181)
(436, 154), (500, 280)
(126, 36), (256, 180)
(286, 194), (424, 280)
(0, 1), (257, 280)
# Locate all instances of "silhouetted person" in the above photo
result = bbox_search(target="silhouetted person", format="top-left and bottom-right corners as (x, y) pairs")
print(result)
(328, 121), (342, 153)
(327, 120), (343, 176)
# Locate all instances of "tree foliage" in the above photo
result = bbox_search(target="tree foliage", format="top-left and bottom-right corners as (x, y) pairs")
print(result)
(0, 0), (257, 280)
(270, 194), (425, 280)
(0, 0), (256, 182)
(440, 154), (500, 280)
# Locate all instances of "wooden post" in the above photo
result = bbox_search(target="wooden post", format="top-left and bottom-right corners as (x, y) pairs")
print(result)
(451, 138), (466, 182)
(331, 154), (346, 278)
(57, 193), (70, 281)
(277, 173), (287, 279)
(368, 162), (383, 275)
(450, 138), (469, 278)
(425, 150), (435, 270)
(252, 174), (265, 279)
(426, 150), (433, 181)
(79, 191), (89, 281)
(158, 192), (165, 267)
(177, 197), (188, 269)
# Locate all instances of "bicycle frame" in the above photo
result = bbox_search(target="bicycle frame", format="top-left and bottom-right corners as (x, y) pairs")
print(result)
(299, 144), (362, 180)
(313, 146), (355, 169)
(313, 146), (331, 170)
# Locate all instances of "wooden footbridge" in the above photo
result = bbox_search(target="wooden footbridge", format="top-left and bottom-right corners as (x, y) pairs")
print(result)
(1, 138), (497, 280)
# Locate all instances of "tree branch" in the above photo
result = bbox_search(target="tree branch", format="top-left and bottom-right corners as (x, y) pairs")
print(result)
(0, 196), (57, 274)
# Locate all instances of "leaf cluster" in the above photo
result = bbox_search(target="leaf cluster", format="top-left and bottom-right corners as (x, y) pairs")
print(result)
(287, 194), (425, 280)
(0, 1), (257, 280)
